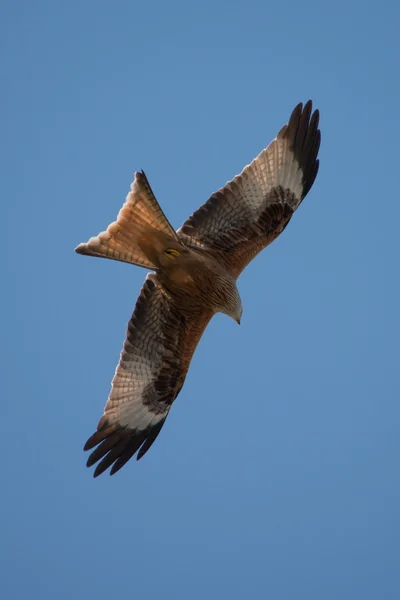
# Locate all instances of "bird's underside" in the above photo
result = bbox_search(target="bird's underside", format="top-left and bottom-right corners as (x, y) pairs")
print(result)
(76, 100), (321, 476)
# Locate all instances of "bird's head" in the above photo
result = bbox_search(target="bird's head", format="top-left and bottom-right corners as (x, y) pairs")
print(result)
(231, 300), (243, 325)
(222, 282), (243, 325)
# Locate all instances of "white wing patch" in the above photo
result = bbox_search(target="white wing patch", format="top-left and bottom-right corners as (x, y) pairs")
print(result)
(105, 341), (168, 431)
(235, 136), (304, 217)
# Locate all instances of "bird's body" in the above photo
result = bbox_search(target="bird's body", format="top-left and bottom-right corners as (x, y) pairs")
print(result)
(155, 246), (242, 320)
(76, 101), (321, 476)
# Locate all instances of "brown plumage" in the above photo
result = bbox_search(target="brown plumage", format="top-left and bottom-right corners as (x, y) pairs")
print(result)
(76, 100), (321, 476)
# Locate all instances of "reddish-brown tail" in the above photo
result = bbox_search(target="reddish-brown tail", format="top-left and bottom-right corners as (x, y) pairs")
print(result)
(75, 170), (184, 270)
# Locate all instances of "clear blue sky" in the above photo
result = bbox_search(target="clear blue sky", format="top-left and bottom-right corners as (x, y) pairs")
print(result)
(2, 1), (399, 598)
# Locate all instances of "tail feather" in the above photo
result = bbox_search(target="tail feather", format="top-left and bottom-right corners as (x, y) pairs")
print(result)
(75, 171), (183, 270)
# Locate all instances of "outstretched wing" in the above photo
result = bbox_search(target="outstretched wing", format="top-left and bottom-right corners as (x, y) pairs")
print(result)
(84, 274), (213, 477)
(178, 101), (321, 277)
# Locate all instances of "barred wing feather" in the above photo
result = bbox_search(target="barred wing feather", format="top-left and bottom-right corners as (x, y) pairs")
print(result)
(178, 101), (320, 277)
(84, 274), (213, 477)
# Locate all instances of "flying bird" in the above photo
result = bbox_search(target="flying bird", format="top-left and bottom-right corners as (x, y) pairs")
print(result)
(76, 100), (321, 477)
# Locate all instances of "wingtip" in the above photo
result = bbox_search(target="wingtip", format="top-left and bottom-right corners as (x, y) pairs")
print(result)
(304, 99), (313, 112)
(83, 433), (97, 452)
(109, 463), (122, 476)
(280, 99), (321, 200)
(292, 102), (303, 119)
(290, 100), (316, 123)
(86, 455), (96, 468)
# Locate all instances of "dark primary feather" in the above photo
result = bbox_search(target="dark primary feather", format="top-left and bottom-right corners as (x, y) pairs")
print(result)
(278, 100), (320, 198)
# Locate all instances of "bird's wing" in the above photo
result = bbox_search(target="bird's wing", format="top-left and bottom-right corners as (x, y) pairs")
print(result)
(84, 274), (213, 477)
(178, 101), (320, 277)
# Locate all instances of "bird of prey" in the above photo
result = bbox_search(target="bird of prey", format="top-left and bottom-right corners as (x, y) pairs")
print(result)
(76, 100), (321, 477)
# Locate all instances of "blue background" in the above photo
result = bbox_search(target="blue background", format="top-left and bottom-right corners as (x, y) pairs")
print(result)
(3, 1), (399, 598)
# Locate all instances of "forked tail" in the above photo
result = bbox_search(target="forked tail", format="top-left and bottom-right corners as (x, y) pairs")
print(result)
(75, 171), (184, 270)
